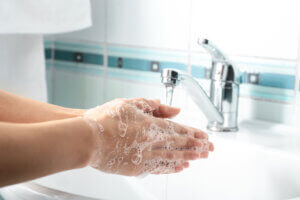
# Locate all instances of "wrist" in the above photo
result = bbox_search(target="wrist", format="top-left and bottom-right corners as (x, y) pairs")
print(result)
(41, 117), (99, 170)
(57, 107), (86, 119)
(72, 117), (99, 168)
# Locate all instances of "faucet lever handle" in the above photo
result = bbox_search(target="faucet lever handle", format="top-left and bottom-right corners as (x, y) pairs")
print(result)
(198, 38), (228, 62)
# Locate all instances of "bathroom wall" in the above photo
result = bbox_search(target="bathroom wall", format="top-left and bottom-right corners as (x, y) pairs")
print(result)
(44, 0), (300, 124)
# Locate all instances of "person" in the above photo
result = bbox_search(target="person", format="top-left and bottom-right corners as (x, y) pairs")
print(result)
(0, 0), (214, 188)
(0, 90), (214, 187)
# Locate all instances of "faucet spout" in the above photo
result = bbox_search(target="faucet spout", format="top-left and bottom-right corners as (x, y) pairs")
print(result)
(161, 68), (223, 124)
(181, 73), (224, 123)
(161, 38), (239, 132)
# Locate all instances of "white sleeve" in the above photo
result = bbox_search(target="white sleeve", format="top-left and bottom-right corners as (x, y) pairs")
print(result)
(0, 0), (92, 34)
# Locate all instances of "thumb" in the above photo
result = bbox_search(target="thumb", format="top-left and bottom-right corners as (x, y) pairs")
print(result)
(153, 104), (181, 118)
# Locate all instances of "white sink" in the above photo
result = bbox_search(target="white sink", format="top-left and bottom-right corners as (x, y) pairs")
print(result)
(3, 119), (300, 200)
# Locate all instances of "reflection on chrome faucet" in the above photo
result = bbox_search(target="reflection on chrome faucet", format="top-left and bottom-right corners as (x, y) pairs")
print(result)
(161, 38), (239, 132)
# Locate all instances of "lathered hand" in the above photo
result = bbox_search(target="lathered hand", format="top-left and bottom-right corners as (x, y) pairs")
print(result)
(83, 98), (214, 176)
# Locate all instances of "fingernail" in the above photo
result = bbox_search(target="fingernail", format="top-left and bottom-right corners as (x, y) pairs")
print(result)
(170, 106), (180, 110)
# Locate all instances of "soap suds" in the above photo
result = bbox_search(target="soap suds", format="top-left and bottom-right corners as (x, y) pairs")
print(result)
(82, 98), (210, 176)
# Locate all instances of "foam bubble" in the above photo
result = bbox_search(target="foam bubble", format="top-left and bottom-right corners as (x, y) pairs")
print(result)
(84, 99), (210, 176)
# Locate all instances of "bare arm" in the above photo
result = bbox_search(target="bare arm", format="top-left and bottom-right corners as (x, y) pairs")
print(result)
(0, 90), (84, 123)
(0, 118), (96, 187)
(0, 97), (213, 186)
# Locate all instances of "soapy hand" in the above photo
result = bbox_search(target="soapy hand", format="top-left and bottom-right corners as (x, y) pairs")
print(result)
(83, 98), (213, 176)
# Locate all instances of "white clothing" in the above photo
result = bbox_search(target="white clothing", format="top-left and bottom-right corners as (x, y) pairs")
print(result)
(0, 35), (47, 101)
(0, 0), (92, 34)
(0, 0), (91, 101)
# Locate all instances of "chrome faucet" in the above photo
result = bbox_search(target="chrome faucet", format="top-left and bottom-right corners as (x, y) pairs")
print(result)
(161, 39), (239, 132)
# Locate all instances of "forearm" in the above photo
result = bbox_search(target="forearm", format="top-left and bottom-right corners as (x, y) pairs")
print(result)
(0, 118), (96, 187)
(0, 89), (84, 123)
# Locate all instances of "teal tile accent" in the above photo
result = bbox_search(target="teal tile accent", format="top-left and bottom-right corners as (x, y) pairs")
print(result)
(240, 72), (247, 83)
(237, 60), (296, 69)
(45, 48), (52, 59)
(191, 66), (294, 90)
(259, 73), (295, 89)
(46, 61), (52, 69)
(108, 56), (119, 68)
(122, 57), (149, 71)
(240, 84), (294, 102)
(43, 40), (53, 48)
(108, 56), (187, 72)
(191, 65), (206, 79)
(160, 61), (187, 71)
(108, 45), (188, 64)
(108, 56), (149, 70)
(84, 53), (103, 65)
(55, 50), (103, 65)
(55, 50), (73, 62)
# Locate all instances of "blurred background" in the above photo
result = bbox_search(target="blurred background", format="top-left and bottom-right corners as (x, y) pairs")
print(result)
(44, 0), (300, 125)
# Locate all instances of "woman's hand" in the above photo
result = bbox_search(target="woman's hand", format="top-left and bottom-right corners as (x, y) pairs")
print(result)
(83, 98), (214, 176)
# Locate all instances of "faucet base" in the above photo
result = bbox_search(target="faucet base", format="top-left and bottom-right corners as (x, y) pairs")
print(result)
(207, 125), (238, 132)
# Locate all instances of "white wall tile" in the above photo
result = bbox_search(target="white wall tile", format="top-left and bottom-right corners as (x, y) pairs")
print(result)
(104, 79), (162, 102)
(55, 0), (106, 43)
(191, 0), (300, 59)
(107, 0), (190, 50)
(104, 77), (188, 108)
(53, 68), (104, 109)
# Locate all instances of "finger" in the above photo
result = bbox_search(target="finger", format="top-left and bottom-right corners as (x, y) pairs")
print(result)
(131, 98), (181, 119)
(153, 119), (208, 140)
(144, 149), (200, 161)
(152, 134), (205, 150)
(152, 104), (181, 118)
(200, 151), (209, 158)
(130, 98), (163, 115)
(132, 98), (181, 119)
(167, 121), (208, 140)
(151, 162), (187, 174)
(183, 162), (189, 168)
(208, 142), (214, 152)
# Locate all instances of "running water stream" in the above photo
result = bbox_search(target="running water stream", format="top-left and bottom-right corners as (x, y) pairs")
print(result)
(165, 85), (174, 200)
(165, 86), (174, 106)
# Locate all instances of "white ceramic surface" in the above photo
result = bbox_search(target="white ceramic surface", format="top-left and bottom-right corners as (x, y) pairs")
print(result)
(16, 118), (299, 200)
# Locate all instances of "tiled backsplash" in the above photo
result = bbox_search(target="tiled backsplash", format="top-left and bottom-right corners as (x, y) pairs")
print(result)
(44, 0), (300, 124)
(44, 39), (300, 125)
(45, 40), (298, 102)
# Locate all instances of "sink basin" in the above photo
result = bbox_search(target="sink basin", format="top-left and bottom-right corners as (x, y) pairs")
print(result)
(2, 119), (300, 200)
